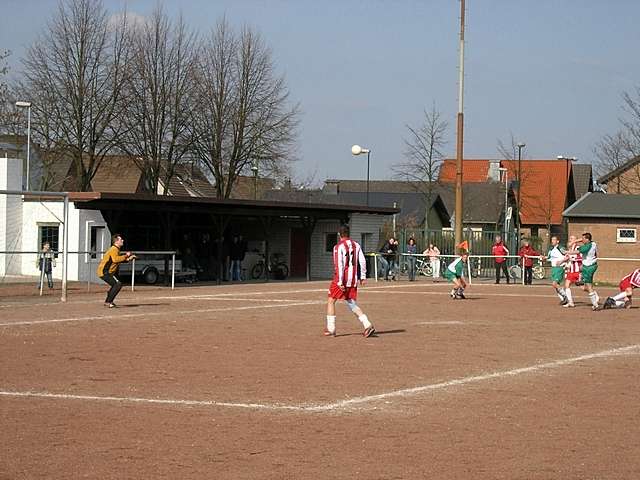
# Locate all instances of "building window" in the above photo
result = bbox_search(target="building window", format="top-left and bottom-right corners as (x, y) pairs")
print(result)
(90, 226), (106, 259)
(38, 224), (60, 254)
(617, 228), (637, 243)
(360, 233), (373, 252)
(325, 233), (337, 252)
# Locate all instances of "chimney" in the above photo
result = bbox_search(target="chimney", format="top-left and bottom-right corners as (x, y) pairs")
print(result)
(487, 160), (501, 182)
(323, 180), (339, 195)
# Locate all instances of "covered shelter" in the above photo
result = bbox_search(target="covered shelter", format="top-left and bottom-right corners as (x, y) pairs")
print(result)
(70, 192), (398, 283)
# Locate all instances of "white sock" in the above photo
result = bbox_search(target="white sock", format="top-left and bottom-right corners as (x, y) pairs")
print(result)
(565, 288), (573, 304)
(555, 287), (566, 300)
(358, 314), (372, 329)
(326, 315), (336, 333)
(615, 300), (626, 308)
(613, 292), (628, 302)
(589, 292), (598, 307)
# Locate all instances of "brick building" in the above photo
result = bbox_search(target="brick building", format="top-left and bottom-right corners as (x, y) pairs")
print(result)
(597, 156), (640, 194)
(563, 192), (640, 283)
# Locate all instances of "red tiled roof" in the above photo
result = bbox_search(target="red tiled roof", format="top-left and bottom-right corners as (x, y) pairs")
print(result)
(439, 159), (491, 183)
(501, 159), (571, 225)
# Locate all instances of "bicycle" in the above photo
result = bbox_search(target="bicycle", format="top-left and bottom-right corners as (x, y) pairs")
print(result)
(251, 253), (289, 280)
(509, 259), (545, 280)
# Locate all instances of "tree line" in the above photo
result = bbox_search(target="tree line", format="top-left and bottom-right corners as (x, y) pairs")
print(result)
(0, 0), (299, 197)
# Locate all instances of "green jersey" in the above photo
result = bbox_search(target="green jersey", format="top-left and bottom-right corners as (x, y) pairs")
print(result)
(578, 241), (598, 266)
(447, 257), (464, 276)
(547, 245), (566, 267)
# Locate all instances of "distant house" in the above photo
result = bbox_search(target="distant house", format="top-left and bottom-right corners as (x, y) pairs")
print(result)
(563, 192), (640, 282)
(439, 158), (594, 241)
(597, 156), (640, 194)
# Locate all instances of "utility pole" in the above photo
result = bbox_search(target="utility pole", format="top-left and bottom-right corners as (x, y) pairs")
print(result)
(454, 0), (465, 248)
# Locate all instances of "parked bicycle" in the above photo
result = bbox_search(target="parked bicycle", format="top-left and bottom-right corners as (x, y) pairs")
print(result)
(251, 252), (289, 280)
(508, 259), (546, 281)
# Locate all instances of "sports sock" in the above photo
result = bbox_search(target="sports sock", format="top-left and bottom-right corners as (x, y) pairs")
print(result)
(450, 289), (456, 296)
(358, 314), (372, 329)
(615, 299), (626, 308)
(326, 315), (336, 333)
(555, 287), (566, 300)
(588, 291), (598, 308)
(613, 292), (627, 301)
(565, 288), (573, 304)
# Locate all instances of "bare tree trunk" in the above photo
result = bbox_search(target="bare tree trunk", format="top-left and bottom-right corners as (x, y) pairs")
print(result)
(191, 20), (299, 199)
(392, 104), (448, 236)
(21, 0), (130, 191)
(117, 7), (196, 194)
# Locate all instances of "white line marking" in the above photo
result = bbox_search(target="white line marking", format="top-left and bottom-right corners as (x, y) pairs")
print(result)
(416, 321), (465, 325)
(1, 344), (638, 412)
(0, 301), (324, 327)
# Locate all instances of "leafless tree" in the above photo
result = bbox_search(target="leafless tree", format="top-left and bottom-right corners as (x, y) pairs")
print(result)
(21, 0), (130, 191)
(117, 8), (197, 194)
(497, 132), (531, 232)
(392, 104), (448, 230)
(594, 88), (640, 193)
(191, 20), (299, 199)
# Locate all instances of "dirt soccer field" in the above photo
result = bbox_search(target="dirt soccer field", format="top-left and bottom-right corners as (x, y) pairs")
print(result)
(1, 280), (639, 479)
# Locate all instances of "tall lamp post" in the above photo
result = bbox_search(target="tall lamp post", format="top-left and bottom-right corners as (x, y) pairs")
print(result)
(557, 155), (577, 236)
(351, 145), (371, 206)
(251, 160), (259, 200)
(498, 167), (509, 238)
(15, 101), (32, 190)
(516, 142), (525, 239)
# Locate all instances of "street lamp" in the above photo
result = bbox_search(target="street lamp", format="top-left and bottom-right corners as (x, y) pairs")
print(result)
(351, 144), (371, 206)
(251, 160), (259, 200)
(516, 142), (525, 238)
(15, 101), (32, 190)
(498, 167), (509, 237)
(557, 155), (577, 237)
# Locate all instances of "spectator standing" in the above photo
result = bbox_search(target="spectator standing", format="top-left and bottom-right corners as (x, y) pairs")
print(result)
(406, 237), (417, 281)
(492, 235), (510, 284)
(36, 241), (56, 290)
(424, 243), (441, 279)
(387, 238), (399, 280)
(378, 237), (393, 280)
(517, 240), (539, 285)
(230, 235), (244, 281)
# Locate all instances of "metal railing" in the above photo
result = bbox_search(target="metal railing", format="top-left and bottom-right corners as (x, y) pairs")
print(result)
(366, 252), (640, 285)
(0, 250), (177, 298)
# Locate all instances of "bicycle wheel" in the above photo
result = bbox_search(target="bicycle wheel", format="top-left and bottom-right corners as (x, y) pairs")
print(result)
(251, 263), (264, 279)
(532, 265), (545, 280)
(423, 263), (433, 276)
(274, 263), (289, 280)
(509, 265), (522, 280)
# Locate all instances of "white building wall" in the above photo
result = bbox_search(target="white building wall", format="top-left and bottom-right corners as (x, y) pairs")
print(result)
(0, 157), (24, 276)
(18, 201), (108, 282)
(310, 219), (341, 279)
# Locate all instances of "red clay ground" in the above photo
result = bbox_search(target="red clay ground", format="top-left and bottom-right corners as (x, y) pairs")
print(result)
(1, 279), (639, 479)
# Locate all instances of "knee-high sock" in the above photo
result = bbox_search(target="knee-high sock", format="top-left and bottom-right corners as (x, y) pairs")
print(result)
(613, 291), (628, 307)
(555, 287), (566, 300)
(326, 315), (336, 333)
(565, 287), (573, 305)
(589, 291), (599, 307)
(358, 314), (372, 329)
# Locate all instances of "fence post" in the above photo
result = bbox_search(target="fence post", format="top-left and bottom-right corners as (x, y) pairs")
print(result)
(131, 257), (136, 292)
(87, 255), (91, 292)
(171, 253), (175, 290)
(522, 255), (525, 285)
(467, 256), (472, 285)
(374, 254), (378, 282)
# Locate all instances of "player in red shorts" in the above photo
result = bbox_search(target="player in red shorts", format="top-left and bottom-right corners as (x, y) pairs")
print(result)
(562, 235), (583, 308)
(602, 268), (640, 309)
(324, 224), (375, 338)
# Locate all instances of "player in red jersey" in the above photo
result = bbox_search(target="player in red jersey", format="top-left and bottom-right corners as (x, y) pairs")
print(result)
(562, 235), (583, 308)
(324, 224), (375, 338)
(602, 268), (640, 309)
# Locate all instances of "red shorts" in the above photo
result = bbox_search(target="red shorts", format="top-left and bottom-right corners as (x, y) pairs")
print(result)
(619, 278), (637, 292)
(328, 281), (358, 300)
(566, 272), (580, 284)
